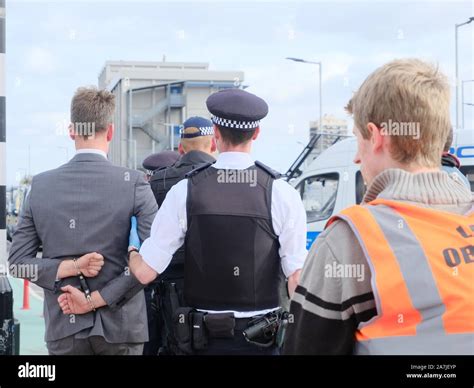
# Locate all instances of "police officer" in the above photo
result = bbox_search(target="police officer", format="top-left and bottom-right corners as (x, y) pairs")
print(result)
(142, 117), (216, 355)
(142, 150), (180, 181)
(140, 150), (180, 354)
(149, 117), (216, 206)
(128, 89), (307, 355)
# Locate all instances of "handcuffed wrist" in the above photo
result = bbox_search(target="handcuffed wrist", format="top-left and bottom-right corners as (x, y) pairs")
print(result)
(72, 258), (82, 276)
(86, 294), (96, 312)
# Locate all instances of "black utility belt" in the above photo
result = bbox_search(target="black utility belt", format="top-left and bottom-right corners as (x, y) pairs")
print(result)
(172, 307), (288, 354)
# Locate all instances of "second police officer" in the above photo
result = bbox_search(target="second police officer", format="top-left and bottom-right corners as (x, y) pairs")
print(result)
(145, 117), (217, 354)
(149, 117), (217, 207)
(128, 88), (307, 355)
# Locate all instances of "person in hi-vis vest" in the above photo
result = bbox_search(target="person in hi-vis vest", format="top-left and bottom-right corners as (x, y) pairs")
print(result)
(284, 59), (474, 355)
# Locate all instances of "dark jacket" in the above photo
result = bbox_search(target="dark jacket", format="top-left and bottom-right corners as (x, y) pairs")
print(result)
(150, 150), (216, 207)
(149, 150), (216, 275)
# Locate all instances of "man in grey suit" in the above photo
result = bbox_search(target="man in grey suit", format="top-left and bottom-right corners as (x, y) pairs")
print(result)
(8, 86), (158, 355)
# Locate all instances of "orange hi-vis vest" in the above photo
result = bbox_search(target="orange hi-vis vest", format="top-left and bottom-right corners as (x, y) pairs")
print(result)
(326, 198), (474, 355)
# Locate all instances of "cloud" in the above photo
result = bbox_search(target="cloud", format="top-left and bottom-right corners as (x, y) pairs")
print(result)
(17, 111), (69, 138)
(24, 47), (58, 74)
(6, 0), (473, 181)
(320, 52), (356, 82)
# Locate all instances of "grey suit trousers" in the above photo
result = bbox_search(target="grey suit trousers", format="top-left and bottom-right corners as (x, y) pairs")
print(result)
(47, 334), (144, 355)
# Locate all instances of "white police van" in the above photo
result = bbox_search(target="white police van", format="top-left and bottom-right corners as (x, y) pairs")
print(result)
(290, 129), (474, 250)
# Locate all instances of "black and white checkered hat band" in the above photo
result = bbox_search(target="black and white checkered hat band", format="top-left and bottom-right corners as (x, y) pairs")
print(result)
(211, 115), (260, 130)
(179, 126), (214, 137)
(199, 126), (214, 136)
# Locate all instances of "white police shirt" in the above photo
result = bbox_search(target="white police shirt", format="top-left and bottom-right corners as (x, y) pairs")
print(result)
(140, 151), (308, 318)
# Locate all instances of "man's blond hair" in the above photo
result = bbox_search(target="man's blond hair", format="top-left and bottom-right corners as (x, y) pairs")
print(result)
(180, 127), (213, 153)
(71, 86), (115, 137)
(346, 59), (451, 167)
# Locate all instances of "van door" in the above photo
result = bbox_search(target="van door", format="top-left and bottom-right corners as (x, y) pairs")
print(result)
(295, 172), (341, 249)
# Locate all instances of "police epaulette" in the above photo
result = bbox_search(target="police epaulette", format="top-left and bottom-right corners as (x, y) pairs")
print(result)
(255, 160), (281, 179)
(185, 161), (215, 178)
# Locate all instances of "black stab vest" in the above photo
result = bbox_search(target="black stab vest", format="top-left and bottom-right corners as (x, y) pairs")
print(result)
(184, 163), (281, 311)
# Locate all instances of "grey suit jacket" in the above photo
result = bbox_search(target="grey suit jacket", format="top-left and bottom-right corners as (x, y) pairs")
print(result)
(8, 153), (158, 343)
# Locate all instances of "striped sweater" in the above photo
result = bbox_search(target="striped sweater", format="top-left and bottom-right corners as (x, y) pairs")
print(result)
(283, 168), (473, 355)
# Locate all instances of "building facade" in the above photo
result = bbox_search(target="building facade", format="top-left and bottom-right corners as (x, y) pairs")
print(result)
(307, 115), (349, 165)
(98, 61), (244, 168)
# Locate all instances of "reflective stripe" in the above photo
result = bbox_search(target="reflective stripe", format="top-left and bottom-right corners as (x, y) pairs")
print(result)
(335, 214), (385, 327)
(367, 205), (446, 334)
(336, 211), (421, 337)
(356, 332), (474, 355)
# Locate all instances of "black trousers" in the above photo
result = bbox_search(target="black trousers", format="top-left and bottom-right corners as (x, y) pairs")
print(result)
(145, 272), (280, 356)
(143, 286), (162, 355)
(144, 272), (185, 355)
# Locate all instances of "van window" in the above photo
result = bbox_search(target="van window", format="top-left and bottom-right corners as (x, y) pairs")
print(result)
(355, 171), (366, 204)
(297, 173), (339, 222)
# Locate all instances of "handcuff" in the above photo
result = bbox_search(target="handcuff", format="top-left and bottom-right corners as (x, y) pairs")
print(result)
(73, 258), (96, 312)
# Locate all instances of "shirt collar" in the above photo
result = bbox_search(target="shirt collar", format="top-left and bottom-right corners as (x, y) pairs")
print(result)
(76, 148), (108, 159)
(213, 152), (254, 170)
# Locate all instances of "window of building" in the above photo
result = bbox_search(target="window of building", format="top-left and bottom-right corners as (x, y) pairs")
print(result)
(170, 85), (183, 94)
(173, 125), (181, 136)
(297, 173), (339, 223)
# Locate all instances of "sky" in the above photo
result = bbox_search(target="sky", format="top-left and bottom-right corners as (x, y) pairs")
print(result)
(5, 0), (474, 185)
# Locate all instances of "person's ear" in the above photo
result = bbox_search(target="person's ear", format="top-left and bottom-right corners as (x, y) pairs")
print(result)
(252, 127), (260, 141)
(210, 137), (217, 153)
(213, 125), (221, 141)
(178, 143), (185, 155)
(367, 122), (383, 154)
(106, 123), (114, 142)
(68, 124), (76, 141)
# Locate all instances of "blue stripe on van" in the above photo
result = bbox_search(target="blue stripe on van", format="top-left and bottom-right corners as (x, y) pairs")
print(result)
(306, 231), (321, 250)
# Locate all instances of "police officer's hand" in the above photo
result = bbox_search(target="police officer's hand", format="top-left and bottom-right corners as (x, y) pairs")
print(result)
(76, 252), (105, 278)
(129, 216), (141, 250)
(288, 269), (301, 298)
